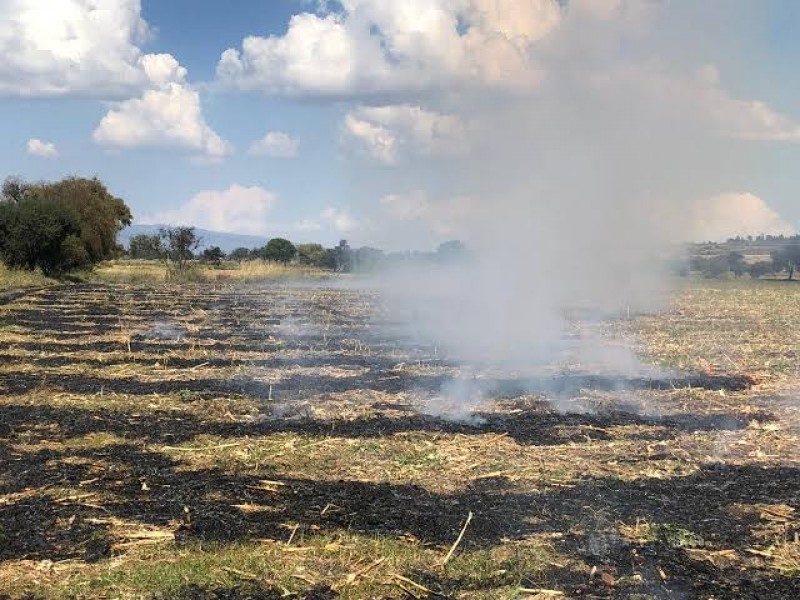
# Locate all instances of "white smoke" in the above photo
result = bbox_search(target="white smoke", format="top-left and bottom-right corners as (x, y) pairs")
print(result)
(341, 2), (794, 417)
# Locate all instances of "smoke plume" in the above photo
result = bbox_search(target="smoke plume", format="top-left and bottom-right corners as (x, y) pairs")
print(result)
(325, 1), (795, 416)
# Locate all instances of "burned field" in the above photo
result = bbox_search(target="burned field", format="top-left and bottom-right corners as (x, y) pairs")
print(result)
(0, 281), (798, 599)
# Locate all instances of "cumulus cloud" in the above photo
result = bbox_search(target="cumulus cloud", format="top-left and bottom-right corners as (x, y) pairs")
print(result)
(321, 207), (358, 233)
(691, 193), (796, 242)
(343, 105), (467, 164)
(140, 184), (277, 235)
(216, 0), (561, 95)
(218, 1), (800, 149)
(381, 191), (477, 238)
(292, 207), (359, 236)
(93, 54), (231, 160)
(248, 132), (299, 158)
(0, 0), (151, 97)
(26, 138), (58, 158)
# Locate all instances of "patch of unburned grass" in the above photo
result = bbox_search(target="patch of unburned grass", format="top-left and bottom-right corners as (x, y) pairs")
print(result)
(89, 260), (167, 284)
(90, 259), (331, 285)
(0, 264), (54, 291)
(3, 534), (557, 600)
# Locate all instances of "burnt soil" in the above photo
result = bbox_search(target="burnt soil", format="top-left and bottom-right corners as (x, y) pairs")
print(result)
(0, 283), (798, 600)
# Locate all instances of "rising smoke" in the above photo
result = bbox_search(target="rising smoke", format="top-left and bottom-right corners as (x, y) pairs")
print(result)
(342, 1), (770, 416)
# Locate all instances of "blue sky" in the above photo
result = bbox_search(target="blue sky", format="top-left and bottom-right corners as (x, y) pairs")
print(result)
(2, 0), (800, 249)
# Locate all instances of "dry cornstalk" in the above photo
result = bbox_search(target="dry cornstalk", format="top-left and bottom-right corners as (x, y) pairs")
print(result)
(442, 511), (473, 566)
(332, 556), (387, 591)
(518, 589), (564, 597)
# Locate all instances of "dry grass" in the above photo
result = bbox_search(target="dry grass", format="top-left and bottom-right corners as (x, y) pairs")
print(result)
(90, 259), (330, 285)
(0, 263), (55, 291)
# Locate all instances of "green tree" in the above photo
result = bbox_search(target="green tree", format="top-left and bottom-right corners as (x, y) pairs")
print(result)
(771, 246), (800, 281)
(0, 193), (86, 275)
(128, 234), (165, 260)
(262, 238), (297, 263)
(229, 247), (251, 264)
(160, 227), (200, 271)
(726, 252), (746, 277)
(748, 261), (773, 280)
(697, 255), (729, 279)
(201, 246), (225, 266)
(37, 177), (132, 262)
(297, 243), (326, 267)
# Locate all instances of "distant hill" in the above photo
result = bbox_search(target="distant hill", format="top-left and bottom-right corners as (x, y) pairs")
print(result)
(118, 225), (267, 253)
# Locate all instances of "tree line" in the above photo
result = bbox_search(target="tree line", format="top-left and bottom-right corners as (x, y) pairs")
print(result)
(128, 229), (351, 271)
(129, 231), (470, 273)
(690, 246), (800, 280)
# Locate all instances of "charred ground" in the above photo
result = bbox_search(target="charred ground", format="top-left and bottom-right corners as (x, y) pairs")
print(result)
(0, 280), (798, 599)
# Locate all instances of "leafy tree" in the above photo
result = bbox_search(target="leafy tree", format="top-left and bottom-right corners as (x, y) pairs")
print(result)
(128, 234), (165, 260)
(748, 261), (773, 280)
(201, 246), (225, 266)
(297, 243), (326, 267)
(262, 238), (297, 263)
(771, 246), (800, 281)
(160, 227), (200, 271)
(0, 192), (86, 275)
(726, 252), (746, 277)
(321, 248), (339, 270)
(229, 247), (251, 263)
(37, 177), (132, 262)
(0, 176), (131, 275)
(696, 255), (729, 278)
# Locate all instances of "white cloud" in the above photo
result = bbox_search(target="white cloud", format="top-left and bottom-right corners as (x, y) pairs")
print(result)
(26, 138), (58, 158)
(381, 191), (477, 238)
(343, 105), (467, 164)
(140, 184), (277, 236)
(321, 207), (358, 233)
(93, 55), (231, 160)
(0, 0), (152, 97)
(216, 0), (561, 95)
(293, 207), (359, 235)
(691, 193), (795, 242)
(248, 132), (299, 158)
(139, 53), (187, 87)
(217, 1), (800, 150)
